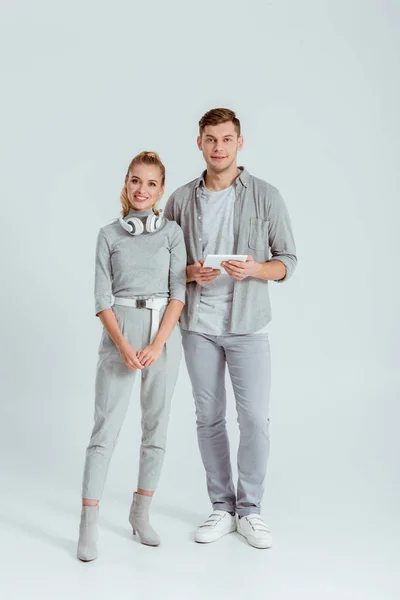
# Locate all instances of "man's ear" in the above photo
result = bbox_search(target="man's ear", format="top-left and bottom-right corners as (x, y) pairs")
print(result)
(197, 135), (203, 151)
(237, 135), (244, 151)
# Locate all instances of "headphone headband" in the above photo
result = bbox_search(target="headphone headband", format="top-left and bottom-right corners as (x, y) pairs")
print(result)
(119, 214), (164, 236)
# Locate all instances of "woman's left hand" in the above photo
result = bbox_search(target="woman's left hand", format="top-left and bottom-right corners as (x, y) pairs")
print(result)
(137, 341), (164, 367)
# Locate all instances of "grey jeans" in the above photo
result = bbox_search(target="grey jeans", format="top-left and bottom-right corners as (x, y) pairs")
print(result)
(181, 329), (271, 517)
(82, 305), (182, 500)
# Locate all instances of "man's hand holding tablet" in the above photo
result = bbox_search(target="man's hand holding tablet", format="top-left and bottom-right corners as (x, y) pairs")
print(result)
(188, 255), (261, 285)
(203, 254), (248, 273)
(219, 254), (262, 281)
(186, 259), (221, 285)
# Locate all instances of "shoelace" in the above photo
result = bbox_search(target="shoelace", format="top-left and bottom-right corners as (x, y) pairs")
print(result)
(244, 515), (270, 532)
(199, 512), (225, 528)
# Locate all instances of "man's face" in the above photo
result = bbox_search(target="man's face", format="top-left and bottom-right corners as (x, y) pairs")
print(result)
(197, 121), (243, 173)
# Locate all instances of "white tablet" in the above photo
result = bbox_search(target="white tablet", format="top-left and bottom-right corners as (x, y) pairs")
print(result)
(203, 254), (248, 270)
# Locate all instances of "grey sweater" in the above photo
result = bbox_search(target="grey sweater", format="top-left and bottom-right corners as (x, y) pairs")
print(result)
(94, 208), (187, 316)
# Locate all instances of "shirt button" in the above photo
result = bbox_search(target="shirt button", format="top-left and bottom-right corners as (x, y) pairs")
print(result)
(198, 216), (201, 220)
(199, 238), (202, 241)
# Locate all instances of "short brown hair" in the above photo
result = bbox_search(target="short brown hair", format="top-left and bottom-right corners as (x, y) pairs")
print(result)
(120, 151), (165, 217)
(199, 108), (241, 136)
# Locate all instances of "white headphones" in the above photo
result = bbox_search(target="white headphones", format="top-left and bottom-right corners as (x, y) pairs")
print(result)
(119, 213), (164, 236)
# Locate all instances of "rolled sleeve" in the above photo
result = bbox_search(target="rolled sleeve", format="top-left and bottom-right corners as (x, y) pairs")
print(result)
(268, 188), (297, 282)
(168, 223), (187, 304)
(94, 228), (113, 315)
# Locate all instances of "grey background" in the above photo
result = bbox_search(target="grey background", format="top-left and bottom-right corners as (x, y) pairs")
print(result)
(1, 1), (399, 598)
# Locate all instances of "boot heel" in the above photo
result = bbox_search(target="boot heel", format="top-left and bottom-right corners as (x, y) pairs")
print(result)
(128, 492), (160, 546)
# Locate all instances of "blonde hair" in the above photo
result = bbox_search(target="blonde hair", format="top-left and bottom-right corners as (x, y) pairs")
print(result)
(120, 151), (166, 217)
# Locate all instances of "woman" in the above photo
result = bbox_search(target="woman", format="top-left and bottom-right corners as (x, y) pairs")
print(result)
(77, 151), (186, 561)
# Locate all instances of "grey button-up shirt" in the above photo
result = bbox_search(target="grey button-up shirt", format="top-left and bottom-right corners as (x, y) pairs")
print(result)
(163, 167), (297, 334)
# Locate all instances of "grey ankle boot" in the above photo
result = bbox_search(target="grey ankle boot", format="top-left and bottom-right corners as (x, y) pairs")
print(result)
(128, 492), (160, 546)
(77, 505), (99, 561)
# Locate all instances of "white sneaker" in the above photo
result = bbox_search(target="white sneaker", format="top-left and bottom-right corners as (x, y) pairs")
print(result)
(237, 514), (272, 549)
(195, 510), (237, 543)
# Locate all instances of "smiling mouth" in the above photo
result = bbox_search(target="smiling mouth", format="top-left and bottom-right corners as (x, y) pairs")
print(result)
(134, 195), (149, 201)
(211, 156), (227, 160)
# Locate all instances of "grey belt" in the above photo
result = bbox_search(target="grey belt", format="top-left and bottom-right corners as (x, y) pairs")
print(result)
(113, 296), (169, 342)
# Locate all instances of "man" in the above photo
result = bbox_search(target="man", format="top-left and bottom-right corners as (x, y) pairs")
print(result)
(164, 108), (296, 549)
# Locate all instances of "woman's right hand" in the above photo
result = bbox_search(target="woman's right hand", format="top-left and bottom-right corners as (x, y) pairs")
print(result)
(117, 340), (144, 370)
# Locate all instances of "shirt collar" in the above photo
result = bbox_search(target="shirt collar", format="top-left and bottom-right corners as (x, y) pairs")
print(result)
(196, 166), (249, 190)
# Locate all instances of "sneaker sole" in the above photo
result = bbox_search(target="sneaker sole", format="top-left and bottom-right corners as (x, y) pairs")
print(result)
(195, 526), (237, 544)
(237, 530), (272, 549)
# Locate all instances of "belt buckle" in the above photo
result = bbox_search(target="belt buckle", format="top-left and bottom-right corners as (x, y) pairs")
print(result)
(136, 299), (146, 309)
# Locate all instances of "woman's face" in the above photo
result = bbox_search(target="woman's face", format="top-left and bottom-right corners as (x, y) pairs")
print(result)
(126, 163), (164, 212)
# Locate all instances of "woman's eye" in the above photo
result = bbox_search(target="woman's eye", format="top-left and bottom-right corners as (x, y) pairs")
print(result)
(149, 182), (156, 187)
(131, 178), (138, 184)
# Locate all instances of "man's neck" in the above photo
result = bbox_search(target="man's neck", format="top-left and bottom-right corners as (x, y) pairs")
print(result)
(204, 164), (240, 191)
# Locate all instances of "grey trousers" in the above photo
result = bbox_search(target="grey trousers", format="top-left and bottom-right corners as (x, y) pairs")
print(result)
(181, 329), (271, 517)
(82, 305), (182, 500)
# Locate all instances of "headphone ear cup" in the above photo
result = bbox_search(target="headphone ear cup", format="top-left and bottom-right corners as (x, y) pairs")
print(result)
(146, 214), (163, 233)
(119, 217), (133, 233)
(121, 216), (144, 235)
(130, 217), (144, 235)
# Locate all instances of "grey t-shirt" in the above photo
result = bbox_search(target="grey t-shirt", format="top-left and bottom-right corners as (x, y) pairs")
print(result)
(194, 185), (235, 335)
(94, 208), (187, 316)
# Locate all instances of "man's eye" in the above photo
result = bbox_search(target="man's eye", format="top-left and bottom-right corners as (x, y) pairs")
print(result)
(224, 138), (231, 142)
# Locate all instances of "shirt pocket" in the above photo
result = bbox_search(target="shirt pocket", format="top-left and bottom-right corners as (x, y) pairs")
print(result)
(248, 217), (269, 250)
